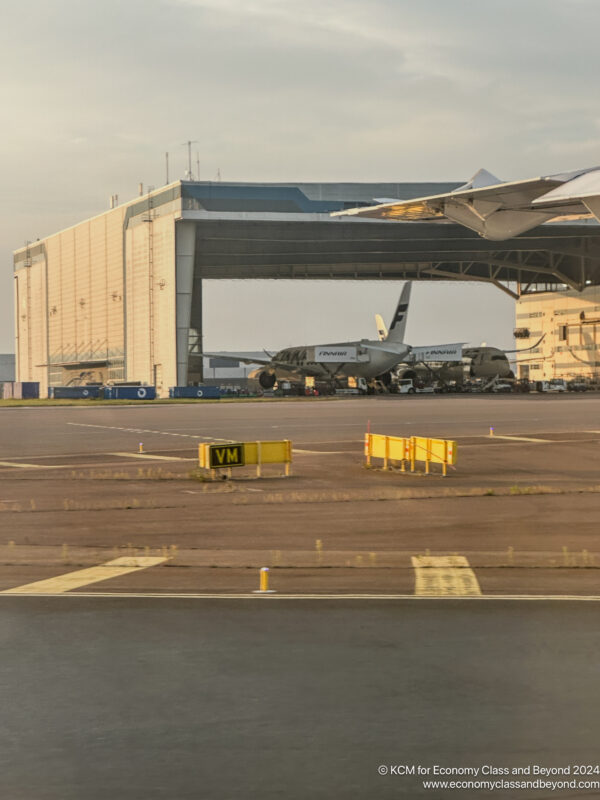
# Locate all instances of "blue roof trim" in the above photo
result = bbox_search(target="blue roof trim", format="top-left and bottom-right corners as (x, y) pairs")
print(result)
(181, 183), (349, 213)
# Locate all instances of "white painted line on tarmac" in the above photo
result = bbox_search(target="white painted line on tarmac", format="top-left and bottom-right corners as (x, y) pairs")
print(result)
(1, 556), (169, 594)
(292, 449), (348, 455)
(67, 422), (231, 443)
(484, 434), (553, 443)
(0, 461), (62, 469)
(412, 555), (482, 596)
(109, 452), (195, 461)
(2, 593), (600, 601)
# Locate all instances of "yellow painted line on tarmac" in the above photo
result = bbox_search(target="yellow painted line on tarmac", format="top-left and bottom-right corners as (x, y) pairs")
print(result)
(2, 593), (600, 601)
(412, 555), (482, 596)
(109, 452), (194, 461)
(485, 435), (552, 443)
(1, 556), (169, 594)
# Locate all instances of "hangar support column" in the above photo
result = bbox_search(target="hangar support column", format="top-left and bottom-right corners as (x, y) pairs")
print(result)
(187, 268), (204, 384)
(175, 221), (197, 386)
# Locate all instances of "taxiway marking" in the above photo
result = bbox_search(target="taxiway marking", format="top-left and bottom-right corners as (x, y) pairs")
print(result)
(109, 452), (194, 461)
(412, 555), (482, 596)
(2, 557), (169, 594)
(3, 593), (600, 601)
(485, 435), (553, 443)
(67, 422), (231, 442)
(293, 449), (348, 455)
(0, 461), (62, 469)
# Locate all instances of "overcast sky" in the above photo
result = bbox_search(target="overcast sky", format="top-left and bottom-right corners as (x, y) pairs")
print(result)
(2, 0), (599, 354)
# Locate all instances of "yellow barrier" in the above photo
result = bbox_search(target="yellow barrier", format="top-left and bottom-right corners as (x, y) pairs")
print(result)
(198, 440), (292, 479)
(364, 433), (457, 476)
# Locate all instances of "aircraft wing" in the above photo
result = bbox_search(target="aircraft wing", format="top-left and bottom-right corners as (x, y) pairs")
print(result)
(202, 352), (272, 366)
(362, 342), (411, 356)
(332, 166), (600, 241)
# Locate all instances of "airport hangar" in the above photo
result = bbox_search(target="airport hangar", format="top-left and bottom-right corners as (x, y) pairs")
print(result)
(13, 179), (600, 397)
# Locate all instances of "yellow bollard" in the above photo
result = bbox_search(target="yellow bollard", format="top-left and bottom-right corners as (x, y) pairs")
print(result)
(253, 566), (276, 594)
(139, 442), (144, 453)
(489, 427), (494, 437)
(260, 566), (269, 591)
(315, 538), (323, 564)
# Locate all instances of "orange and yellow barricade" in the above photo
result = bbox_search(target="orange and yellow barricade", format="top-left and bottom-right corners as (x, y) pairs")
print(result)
(364, 433), (457, 476)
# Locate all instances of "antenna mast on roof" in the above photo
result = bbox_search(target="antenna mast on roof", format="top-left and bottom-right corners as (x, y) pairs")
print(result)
(181, 140), (198, 180)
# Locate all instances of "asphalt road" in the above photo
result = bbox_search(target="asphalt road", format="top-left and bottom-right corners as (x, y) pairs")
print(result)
(2, 394), (600, 457)
(2, 394), (600, 596)
(1, 597), (599, 800)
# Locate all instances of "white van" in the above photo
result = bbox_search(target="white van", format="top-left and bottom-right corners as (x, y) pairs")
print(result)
(547, 379), (567, 393)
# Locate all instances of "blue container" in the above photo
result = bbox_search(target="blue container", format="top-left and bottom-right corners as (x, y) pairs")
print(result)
(22, 382), (40, 398)
(103, 386), (156, 400)
(169, 386), (221, 399)
(50, 386), (101, 399)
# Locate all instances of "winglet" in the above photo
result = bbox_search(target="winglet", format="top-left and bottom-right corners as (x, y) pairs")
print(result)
(453, 168), (503, 193)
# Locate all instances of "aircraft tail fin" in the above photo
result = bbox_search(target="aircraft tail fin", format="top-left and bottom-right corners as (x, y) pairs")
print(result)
(386, 282), (412, 342)
(375, 314), (388, 341)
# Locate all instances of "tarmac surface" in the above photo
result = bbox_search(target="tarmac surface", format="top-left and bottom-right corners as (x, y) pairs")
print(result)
(1, 596), (599, 800)
(1, 394), (600, 596)
(2, 397), (599, 798)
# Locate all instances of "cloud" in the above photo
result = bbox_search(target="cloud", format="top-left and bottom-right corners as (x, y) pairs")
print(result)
(1, 0), (599, 351)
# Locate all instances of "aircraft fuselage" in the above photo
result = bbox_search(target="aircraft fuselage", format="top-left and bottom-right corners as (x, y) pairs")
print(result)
(268, 340), (410, 381)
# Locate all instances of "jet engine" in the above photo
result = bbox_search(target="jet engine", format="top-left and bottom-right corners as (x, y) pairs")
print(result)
(395, 367), (418, 382)
(258, 371), (276, 389)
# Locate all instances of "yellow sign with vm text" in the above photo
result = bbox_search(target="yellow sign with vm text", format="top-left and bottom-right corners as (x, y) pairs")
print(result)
(208, 443), (245, 469)
(199, 440), (292, 478)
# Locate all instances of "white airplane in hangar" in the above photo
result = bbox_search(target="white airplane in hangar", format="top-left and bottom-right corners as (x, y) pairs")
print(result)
(374, 314), (544, 383)
(332, 165), (600, 239)
(204, 283), (463, 390)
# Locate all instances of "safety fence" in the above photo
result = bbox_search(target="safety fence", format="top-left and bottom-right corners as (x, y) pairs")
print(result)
(364, 433), (457, 476)
(198, 440), (292, 479)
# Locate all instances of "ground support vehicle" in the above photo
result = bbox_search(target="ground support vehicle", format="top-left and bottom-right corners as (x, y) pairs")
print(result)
(567, 380), (588, 392)
(547, 379), (567, 393)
